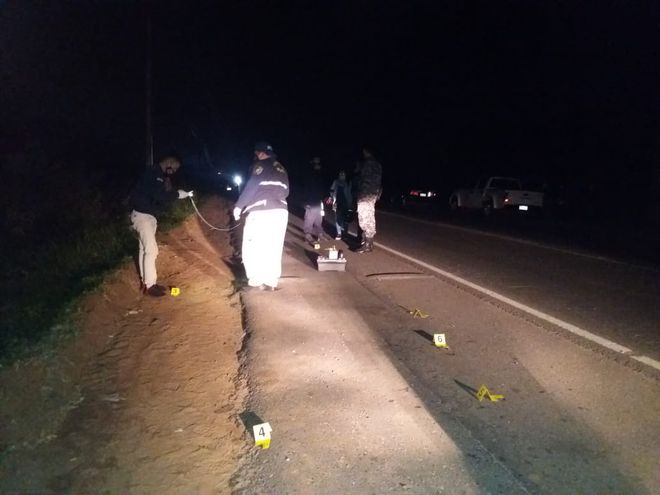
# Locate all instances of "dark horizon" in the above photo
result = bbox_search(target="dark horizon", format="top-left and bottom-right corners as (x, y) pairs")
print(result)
(1, 1), (659, 215)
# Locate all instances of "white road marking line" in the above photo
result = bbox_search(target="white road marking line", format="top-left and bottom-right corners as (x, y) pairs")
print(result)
(375, 241), (646, 358)
(379, 210), (658, 272)
(370, 273), (434, 281)
(631, 355), (660, 371)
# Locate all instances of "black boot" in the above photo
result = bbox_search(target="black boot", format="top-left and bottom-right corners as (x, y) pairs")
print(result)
(356, 237), (373, 253)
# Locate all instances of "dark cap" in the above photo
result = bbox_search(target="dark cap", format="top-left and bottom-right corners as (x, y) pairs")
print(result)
(254, 141), (274, 153)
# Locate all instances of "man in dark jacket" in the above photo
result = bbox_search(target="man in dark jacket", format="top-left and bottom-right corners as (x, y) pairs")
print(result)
(129, 156), (192, 296)
(233, 142), (289, 291)
(302, 156), (326, 243)
(355, 148), (382, 254)
(329, 169), (352, 240)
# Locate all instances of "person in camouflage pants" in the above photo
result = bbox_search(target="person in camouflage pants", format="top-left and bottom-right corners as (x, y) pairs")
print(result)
(355, 148), (382, 253)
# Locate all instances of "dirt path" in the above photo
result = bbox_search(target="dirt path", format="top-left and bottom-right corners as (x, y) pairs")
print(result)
(0, 197), (248, 494)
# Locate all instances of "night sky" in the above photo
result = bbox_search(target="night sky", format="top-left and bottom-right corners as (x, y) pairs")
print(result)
(1, 1), (658, 206)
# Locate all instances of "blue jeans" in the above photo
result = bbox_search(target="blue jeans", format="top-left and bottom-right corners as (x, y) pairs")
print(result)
(334, 207), (349, 236)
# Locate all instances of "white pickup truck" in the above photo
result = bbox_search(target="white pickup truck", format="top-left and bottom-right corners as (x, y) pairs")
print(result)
(449, 176), (544, 215)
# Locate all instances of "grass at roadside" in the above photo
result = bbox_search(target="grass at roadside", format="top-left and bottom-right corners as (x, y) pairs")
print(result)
(0, 199), (195, 366)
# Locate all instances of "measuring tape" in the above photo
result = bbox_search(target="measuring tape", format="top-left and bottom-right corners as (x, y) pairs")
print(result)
(188, 196), (242, 232)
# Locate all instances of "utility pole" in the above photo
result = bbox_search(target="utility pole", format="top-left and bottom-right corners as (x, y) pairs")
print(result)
(145, 1), (154, 167)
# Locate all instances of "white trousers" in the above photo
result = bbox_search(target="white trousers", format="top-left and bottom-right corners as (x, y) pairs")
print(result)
(242, 208), (288, 288)
(131, 210), (159, 288)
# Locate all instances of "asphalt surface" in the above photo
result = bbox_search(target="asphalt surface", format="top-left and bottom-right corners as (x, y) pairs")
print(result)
(234, 211), (660, 494)
(376, 210), (660, 363)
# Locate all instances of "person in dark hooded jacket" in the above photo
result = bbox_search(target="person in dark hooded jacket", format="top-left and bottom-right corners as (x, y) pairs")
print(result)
(329, 169), (352, 240)
(302, 156), (326, 243)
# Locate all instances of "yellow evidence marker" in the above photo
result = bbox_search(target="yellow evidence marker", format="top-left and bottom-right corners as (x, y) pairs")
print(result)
(408, 308), (429, 319)
(170, 287), (181, 296)
(433, 333), (448, 348)
(476, 385), (504, 402)
(253, 422), (272, 449)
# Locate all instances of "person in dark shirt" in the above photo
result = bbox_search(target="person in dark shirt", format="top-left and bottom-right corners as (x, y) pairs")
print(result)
(302, 157), (326, 243)
(329, 169), (352, 240)
(233, 141), (289, 291)
(129, 156), (192, 296)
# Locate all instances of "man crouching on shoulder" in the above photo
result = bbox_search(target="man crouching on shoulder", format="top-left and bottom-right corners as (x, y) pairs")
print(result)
(129, 155), (192, 297)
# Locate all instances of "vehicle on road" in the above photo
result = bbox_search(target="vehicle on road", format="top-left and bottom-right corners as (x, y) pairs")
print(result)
(214, 170), (241, 199)
(386, 183), (445, 210)
(401, 188), (440, 207)
(449, 176), (544, 215)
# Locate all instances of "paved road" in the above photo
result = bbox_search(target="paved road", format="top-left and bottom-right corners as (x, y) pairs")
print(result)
(375, 210), (660, 364)
(235, 212), (660, 494)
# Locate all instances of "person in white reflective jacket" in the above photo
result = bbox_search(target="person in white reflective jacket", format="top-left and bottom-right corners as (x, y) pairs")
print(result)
(233, 142), (289, 291)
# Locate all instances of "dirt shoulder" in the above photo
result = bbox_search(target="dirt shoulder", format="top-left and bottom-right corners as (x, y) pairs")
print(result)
(0, 196), (248, 494)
